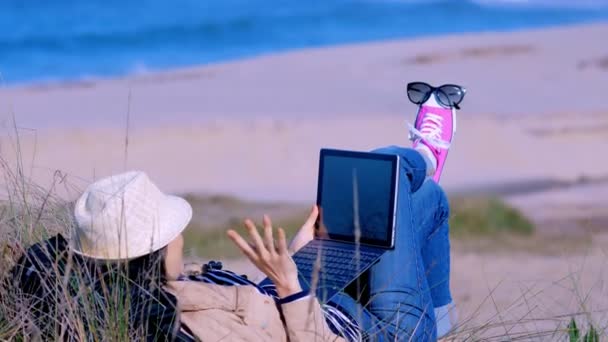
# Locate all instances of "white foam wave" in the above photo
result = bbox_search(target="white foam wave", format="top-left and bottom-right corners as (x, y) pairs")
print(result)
(361, 0), (608, 10)
(469, 0), (608, 10)
(130, 62), (152, 75)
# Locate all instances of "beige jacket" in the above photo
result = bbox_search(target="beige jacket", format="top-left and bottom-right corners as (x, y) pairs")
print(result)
(166, 281), (347, 342)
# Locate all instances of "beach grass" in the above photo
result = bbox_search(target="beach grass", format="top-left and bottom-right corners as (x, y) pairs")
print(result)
(0, 155), (154, 340)
(1, 174), (600, 341)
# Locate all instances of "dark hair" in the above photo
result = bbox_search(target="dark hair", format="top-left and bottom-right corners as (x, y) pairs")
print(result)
(82, 247), (181, 341)
(10, 235), (182, 341)
(86, 248), (168, 289)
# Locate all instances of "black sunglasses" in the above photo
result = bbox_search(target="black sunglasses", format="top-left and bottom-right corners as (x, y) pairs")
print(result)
(406, 82), (467, 110)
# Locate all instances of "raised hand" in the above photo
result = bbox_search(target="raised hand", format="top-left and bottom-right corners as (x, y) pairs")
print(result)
(227, 215), (302, 298)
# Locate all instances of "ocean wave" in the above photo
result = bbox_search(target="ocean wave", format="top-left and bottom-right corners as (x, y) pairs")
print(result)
(468, 0), (608, 10)
(362, 0), (608, 9)
(373, 0), (608, 9)
(1, 0), (607, 83)
(2, 0), (603, 53)
(0, 18), (260, 53)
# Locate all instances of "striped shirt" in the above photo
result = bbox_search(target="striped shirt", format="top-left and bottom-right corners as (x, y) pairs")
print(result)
(180, 268), (362, 341)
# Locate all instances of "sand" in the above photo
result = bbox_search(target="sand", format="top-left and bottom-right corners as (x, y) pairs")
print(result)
(2, 23), (608, 130)
(0, 23), (606, 200)
(1, 22), (608, 339)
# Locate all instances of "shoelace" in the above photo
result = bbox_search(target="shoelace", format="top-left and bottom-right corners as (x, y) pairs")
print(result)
(407, 112), (451, 150)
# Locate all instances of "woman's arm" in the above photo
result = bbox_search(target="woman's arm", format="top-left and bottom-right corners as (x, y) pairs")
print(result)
(227, 215), (345, 342)
(279, 295), (346, 342)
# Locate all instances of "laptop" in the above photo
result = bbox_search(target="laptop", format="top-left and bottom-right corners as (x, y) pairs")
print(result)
(292, 148), (400, 303)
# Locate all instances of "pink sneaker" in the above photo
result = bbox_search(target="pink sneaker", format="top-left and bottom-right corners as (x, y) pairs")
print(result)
(408, 94), (456, 183)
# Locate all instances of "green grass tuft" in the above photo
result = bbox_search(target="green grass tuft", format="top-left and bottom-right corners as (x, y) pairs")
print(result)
(449, 196), (534, 237)
(568, 318), (600, 342)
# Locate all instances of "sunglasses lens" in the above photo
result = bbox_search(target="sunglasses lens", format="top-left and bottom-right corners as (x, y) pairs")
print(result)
(437, 85), (465, 107)
(407, 82), (433, 104)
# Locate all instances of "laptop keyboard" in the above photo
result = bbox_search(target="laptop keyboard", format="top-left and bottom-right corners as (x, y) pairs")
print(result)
(293, 242), (382, 287)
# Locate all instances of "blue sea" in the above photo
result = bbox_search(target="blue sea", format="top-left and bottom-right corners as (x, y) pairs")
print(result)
(1, 0), (608, 85)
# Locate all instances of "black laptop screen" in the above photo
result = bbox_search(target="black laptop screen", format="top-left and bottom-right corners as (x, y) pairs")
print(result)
(316, 149), (397, 248)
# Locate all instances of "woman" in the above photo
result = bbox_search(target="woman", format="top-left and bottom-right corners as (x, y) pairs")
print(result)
(66, 89), (458, 341)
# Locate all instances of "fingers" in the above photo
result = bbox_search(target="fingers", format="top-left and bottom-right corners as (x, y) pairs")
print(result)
(304, 205), (319, 227)
(277, 227), (289, 255)
(244, 219), (268, 256)
(226, 229), (258, 261)
(263, 215), (276, 254)
(231, 215), (284, 259)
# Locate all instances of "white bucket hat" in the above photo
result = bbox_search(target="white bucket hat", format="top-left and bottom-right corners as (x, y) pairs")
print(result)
(72, 171), (192, 260)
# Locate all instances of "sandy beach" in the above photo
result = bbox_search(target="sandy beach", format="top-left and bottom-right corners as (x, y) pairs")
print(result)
(1, 22), (608, 339)
(1, 23), (607, 199)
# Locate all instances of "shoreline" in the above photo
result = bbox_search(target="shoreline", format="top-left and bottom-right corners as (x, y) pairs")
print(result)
(3, 21), (606, 90)
(1, 22), (608, 131)
(2, 19), (608, 90)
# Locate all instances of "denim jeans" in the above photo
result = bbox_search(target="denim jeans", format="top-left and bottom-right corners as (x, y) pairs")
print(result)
(329, 146), (452, 341)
